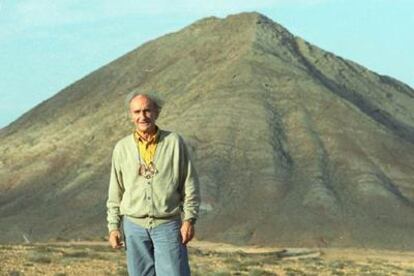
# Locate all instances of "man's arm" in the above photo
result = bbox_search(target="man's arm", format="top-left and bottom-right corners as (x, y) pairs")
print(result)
(178, 136), (201, 244)
(106, 145), (125, 248)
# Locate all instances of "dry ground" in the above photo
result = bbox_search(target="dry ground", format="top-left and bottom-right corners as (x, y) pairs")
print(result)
(1, 240), (414, 275)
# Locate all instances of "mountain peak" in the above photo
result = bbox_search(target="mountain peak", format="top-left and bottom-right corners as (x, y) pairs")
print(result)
(182, 11), (289, 40)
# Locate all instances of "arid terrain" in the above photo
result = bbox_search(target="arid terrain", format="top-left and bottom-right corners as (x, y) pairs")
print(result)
(1, 12), (414, 249)
(1, 240), (414, 275)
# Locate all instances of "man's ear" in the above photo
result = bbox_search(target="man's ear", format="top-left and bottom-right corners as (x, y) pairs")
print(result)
(154, 109), (160, 120)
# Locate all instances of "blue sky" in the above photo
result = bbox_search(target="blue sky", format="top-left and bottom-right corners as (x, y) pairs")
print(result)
(1, 0), (413, 128)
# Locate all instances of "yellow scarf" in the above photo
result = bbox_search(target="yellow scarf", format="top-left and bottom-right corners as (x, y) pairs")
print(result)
(133, 128), (159, 165)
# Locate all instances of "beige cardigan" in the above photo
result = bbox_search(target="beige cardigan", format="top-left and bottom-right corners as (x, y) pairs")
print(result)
(106, 130), (200, 232)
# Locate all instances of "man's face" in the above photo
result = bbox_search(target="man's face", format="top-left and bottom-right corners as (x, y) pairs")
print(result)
(129, 95), (158, 133)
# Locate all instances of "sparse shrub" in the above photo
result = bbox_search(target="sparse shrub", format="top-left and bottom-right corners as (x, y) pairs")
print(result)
(223, 256), (243, 271)
(31, 245), (65, 255)
(55, 236), (68, 242)
(259, 255), (281, 265)
(34, 245), (55, 253)
(191, 270), (204, 276)
(382, 263), (402, 271)
(27, 252), (52, 264)
(284, 267), (306, 276)
(405, 268), (414, 274)
(62, 250), (89, 258)
(84, 244), (115, 253)
(208, 272), (231, 276)
(189, 248), (209, 257)
(240, 258), (264, 269)
(116, 266), (128, 276)
(359, 264), (372, 271)
(248, 268), (275, 276)
(88, 252), (113, 260)
(328, 260), (346, 269)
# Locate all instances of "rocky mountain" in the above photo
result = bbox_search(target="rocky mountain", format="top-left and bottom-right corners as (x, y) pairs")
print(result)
(1, 12), (413, 249)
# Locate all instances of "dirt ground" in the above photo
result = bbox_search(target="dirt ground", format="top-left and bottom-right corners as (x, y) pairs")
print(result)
(1, 240), (414, 275)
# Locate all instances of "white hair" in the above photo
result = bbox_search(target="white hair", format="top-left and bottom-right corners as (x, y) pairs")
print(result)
(125, 92), (163, 116)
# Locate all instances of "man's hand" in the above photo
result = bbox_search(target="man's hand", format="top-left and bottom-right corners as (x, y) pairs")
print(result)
(109, 230), (124, 249)
(180, 221), (195, 245)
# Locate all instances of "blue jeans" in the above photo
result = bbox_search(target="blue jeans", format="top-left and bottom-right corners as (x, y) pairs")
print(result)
(123, 217), (190, 276)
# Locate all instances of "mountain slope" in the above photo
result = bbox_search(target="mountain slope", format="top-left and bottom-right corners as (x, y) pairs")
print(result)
(1, 12), (413, 249)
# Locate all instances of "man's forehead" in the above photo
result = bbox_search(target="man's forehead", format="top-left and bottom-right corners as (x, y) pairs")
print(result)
(130, 95), (154, 109)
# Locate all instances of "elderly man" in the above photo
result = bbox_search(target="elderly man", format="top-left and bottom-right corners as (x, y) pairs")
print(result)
(106, 93), (200, 276)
